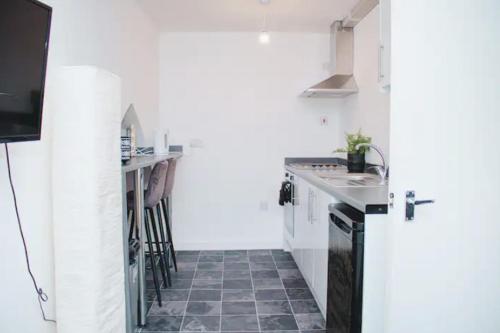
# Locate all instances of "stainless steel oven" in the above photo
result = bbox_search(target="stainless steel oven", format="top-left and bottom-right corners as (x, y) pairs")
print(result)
(327, 203), (365, 333)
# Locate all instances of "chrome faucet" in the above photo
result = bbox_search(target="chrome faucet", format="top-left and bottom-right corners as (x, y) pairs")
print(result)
(355, 143), (388, 184)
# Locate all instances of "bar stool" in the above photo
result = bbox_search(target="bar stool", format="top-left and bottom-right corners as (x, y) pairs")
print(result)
(160, 159), (178, 272)
(128, 162), (172, 306)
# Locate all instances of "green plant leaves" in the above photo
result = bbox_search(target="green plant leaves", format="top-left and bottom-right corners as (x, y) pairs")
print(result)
(335, 129), (372, 154)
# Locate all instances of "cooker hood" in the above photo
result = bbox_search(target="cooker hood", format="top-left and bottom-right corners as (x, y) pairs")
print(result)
(301, 21), (358, 98)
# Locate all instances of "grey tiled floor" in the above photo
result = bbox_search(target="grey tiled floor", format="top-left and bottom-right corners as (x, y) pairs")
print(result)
(141, 249), (326, 333)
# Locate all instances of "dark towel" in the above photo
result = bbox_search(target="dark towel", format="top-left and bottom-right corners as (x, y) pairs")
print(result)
(279, 181), (292, 206)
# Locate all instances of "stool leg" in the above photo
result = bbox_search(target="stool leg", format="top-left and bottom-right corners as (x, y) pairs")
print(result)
(144, 209), (162, 306)
(148, 208), (169, 289)
(156, 204), (172, 286)
(128, 210), (134, 241)
(161, 198), (177, 272)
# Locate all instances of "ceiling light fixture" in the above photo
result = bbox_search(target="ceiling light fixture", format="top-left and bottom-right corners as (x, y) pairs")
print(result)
(259, 0), (271, 4)
(259, 31), (270, 44)
(259, 13), (270, 44)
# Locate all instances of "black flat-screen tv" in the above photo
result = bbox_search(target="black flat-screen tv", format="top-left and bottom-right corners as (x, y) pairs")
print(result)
(0, 0), (52, 143)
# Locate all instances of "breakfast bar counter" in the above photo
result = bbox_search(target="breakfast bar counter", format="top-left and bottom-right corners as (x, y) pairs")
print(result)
(121, 153), (182, 332)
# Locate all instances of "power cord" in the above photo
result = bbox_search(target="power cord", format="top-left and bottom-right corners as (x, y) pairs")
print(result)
(4, 143), (56, 324)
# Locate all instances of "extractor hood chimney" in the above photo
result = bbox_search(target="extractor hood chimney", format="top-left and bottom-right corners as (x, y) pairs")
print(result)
(301, 21), (357, 98)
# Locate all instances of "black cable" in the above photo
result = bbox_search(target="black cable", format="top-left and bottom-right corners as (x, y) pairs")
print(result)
(4, 143), (56, 324)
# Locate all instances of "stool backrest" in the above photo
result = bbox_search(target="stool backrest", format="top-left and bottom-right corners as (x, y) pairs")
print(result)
(144, 162), (169, 208)
(162, 159), (177, 199)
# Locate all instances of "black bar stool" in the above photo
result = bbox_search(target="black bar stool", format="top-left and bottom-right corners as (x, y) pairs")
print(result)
(128, 162), (172, 306)
(161, 159), (178, 272)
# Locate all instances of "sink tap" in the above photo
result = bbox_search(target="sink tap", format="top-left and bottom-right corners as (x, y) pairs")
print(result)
(355, 143), (388, 184)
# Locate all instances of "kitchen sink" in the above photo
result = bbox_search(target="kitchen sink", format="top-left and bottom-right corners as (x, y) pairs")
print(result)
(317, 173), (384, 187)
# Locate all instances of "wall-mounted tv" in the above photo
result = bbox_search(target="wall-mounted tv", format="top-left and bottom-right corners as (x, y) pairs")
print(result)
(0, 0), (52, 143)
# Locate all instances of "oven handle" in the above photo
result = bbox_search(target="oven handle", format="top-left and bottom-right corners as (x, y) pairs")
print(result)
(330, 214), (352, 235)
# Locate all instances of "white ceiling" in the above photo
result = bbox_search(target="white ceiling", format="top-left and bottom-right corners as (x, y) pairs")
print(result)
(138, 0), (358, 33)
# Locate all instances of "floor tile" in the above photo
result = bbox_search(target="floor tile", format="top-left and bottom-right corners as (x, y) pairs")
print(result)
(222, 301), (257, 315)
(248, 249), (272, 256)
(256, 301), (292, 315)
(253, 279), (283, 290)
(272, 253), (294, 262)
(301, 330), (327, 333)
(200, 250), (224, 256)
(177, 256), (200, 263)
(143, 316), (183, 331)
(147, 289), (159, 302)
(251, 270), (279, 279)
(224, 250), (248, 256)
(170, 279), (193, 289)
(271, 249), (285, 255)
(194, 271), (223, 280)
(275, 261), (298, 269)
(290, 300), (320, 314)
(161, 289), (190, 301)
(223, 270), (251, 279)
(189, 290), (222, 301)
(224, 255), (249, 263)
(248, 255), (274, 263)
(181, 316), (220, 332)
(148, 301), (186, 316)
(185, 301), (221, 316)
(278, 269), (303, 280)
(177, 262), (198, 271)
(223, 279), (253, 290)
(224, 262), (250, 270)
(199, 255), (223, 263)
(282, 279), (308, 289)
(285, 288), (314, 300)
(249, 262), (276, 270)
(197, 262), (224, 271)
(192, 280), (222, 290)
(172, 271), (196, 280)
(254, 289), (287, 301)
(258, 314), (299, 331)
(221, 315), (259, 332)
(222, 289), (255, 301)
(294, 313), (326, 330)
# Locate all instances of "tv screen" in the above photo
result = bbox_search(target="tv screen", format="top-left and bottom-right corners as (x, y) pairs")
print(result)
(0, 0), (52, 143)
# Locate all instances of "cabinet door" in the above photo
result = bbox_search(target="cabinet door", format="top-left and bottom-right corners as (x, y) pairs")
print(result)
(312, 189), (335, 316)
(379, 0), (391, 91)
(301, 186), (316, 286)
(292, 177), (308, 269)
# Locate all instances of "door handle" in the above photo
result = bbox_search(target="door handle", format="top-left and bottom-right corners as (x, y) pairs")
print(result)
(406, 191), (435, 221)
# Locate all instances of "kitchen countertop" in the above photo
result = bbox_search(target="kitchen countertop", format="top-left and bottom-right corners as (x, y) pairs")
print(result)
(121, 153), (183, 173)
(285, 158), (388, 214)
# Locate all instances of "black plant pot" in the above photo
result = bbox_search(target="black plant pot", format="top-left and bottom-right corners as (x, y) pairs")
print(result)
(347, 152), (365, 173)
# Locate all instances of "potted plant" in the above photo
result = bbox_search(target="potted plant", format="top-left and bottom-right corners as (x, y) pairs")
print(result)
(335, 130), (372, 173)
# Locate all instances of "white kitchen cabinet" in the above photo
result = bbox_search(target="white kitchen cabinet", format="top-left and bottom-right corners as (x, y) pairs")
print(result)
(378, 0), (391, 91)
(312, 189), (336, 316)
(289, 176), (336, 317)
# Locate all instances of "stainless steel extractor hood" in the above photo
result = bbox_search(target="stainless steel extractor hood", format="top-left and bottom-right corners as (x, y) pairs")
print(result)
(301, 21), (358, 98)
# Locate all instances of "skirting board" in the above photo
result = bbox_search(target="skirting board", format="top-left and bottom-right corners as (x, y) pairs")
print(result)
(175, 240), (283, 251)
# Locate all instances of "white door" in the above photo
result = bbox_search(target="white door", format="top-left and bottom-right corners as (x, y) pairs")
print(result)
(386, 1), (500, 333)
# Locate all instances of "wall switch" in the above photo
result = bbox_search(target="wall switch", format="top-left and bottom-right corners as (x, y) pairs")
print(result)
(259, 201), (269, 211)
(320, 116), (328, 126)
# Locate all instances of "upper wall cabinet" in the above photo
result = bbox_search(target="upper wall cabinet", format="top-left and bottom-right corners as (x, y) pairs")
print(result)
(378, 0), (391, 91)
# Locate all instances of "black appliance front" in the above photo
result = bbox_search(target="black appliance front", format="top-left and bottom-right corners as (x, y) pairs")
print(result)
(327, 203), (364, 333)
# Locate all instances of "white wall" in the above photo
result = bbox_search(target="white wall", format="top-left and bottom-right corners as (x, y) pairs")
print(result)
(159, 32), (344, 249)
(0, 1), (159, 332)
(340, 6), (390, 164)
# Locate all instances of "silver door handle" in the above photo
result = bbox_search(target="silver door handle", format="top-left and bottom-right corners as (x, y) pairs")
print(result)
(406, 191), (435, 221)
